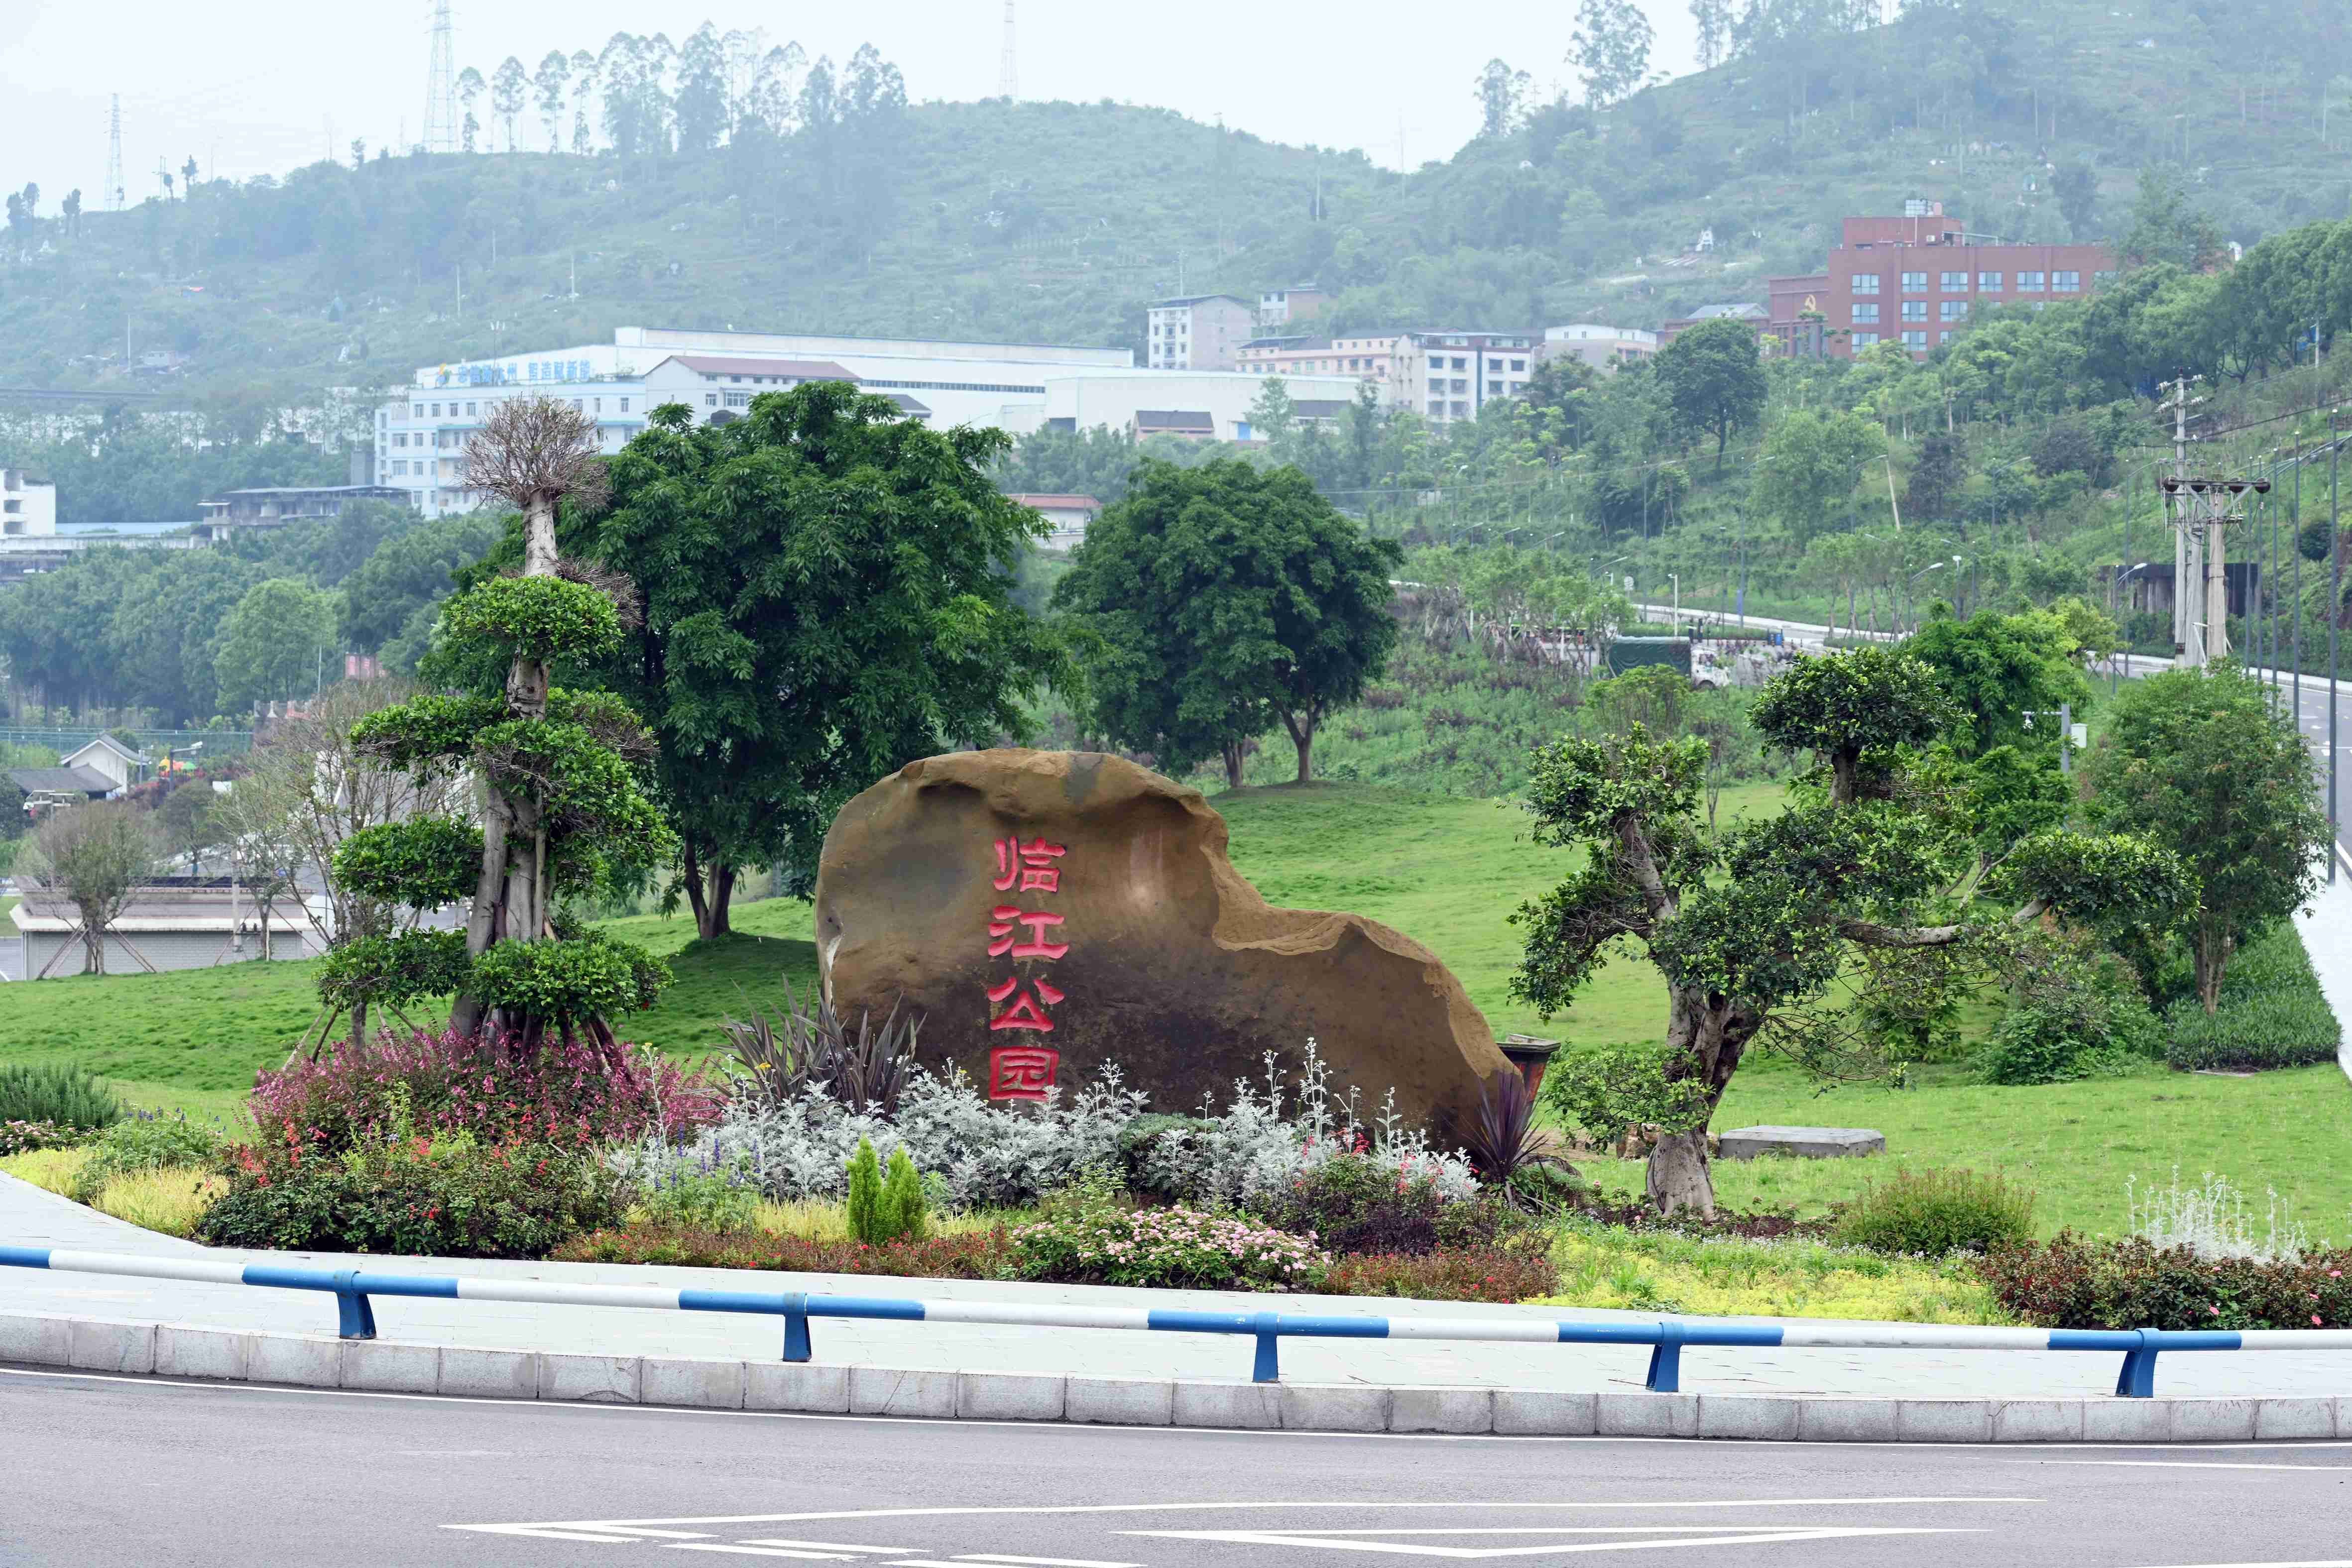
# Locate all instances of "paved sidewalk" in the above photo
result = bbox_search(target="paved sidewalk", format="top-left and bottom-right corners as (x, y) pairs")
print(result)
(7, 1172), (2350, 1402)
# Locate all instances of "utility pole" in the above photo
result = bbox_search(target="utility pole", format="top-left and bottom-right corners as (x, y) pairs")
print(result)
(105, 96), (125, 213)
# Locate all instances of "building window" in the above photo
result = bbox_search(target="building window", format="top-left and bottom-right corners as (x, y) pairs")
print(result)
(1853, 303), (1880, 324)
(1451, 357), (1468, 370)
(1427, 402), (1445, 417)
(1902, 330), (1928, 349)
(1853, 273), (1881, 294)
(1940, 271), (1967, 290)
(1488, 380), (1504, 396)
(1940, 331), (1953, 344)
(1978, 272), (2003, 291)
(412, 404), (424, 417)
(619, 399), (630, 413)
(1940, 300), (1968, 322)
(706, 393), (718, 407)
(1901, 301), (1927, 322)
(725, 391), (751, 407)
(1510, 359), (1526, 371)
(2016, 270), (2046, 291)
(2053, 270), (2082, 292)
(1852, 332), (1880, 348)
(1901, 271), (1927, 292)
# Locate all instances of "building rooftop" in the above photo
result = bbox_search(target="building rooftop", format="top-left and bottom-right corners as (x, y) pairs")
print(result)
(1690, 303), (1768, 320)
(1005, 494), (1104, 510)
(652, 355), (858, 380)
(5, 766), (114, 796)
(1150, 295), (1252, 308)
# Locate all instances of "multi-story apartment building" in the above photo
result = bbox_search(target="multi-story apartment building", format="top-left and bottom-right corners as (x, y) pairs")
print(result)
(1256, 286), (1330, 329)
(1776, 204), (2116, 360)
(1238, 330), (1539, 428)
(1145, 296), (1256, 371)
(1542, 324), (1660, 370)
(0, 469), (57, 537)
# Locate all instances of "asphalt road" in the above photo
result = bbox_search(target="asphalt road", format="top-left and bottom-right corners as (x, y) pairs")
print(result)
(4, 1367), (2352, 1568)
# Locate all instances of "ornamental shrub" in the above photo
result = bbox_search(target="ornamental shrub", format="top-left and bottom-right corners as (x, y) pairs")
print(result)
(634, 1168), (763, 1234)
(1978, 1233), (2352, 1331)
(1006, 1195), (1329, 1291)
(1829, 1167), (2037, 1257)
(468, 931), (672, 1025)
(1539, 1041), (1710, 1145)
(197, 1135), (630, 1258)
(1322, 1245), (1562, 1303)
(0, 1062), (123, 1131)
(247, 1026), (723, 1159)
(554, 1223), (1009, 1279)
(881, 1147), (928, 1242)
(330, 819), (487, 908)
(845, 1136), (885, 1242)
(1249, 1148), (1514, 1256)
(0, 1120), (89, 1156)
(67, 1113), (228, 1204)
(1978, 949), (2158, 1086)
(2162, 925), (2341, 1071)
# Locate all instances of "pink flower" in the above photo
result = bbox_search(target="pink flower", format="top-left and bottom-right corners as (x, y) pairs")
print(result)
(2317, 1315), (2327, 1327)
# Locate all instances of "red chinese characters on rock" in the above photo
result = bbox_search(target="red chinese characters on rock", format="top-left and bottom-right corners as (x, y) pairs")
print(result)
(984, 836), (1070, 1095)
(988, 1045), (1059, 1102)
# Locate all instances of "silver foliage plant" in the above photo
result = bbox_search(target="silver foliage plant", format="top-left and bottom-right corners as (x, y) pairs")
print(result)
(1137, 1039), (1479, 1209)
(619, 1036), (1478, 1215)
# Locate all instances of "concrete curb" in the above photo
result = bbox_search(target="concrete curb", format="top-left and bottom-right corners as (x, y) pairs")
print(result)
(4, 1310), (2344, 1441)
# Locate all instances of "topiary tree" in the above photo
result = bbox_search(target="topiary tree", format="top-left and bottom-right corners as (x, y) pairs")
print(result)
(335, 396), (677, 1054)
(1513, 647), (2192, 1215)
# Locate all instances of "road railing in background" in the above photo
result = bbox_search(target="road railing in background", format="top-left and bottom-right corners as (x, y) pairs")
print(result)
(6, 1244), (2345, 1398)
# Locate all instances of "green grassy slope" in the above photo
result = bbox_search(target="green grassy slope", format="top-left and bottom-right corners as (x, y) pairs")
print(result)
(0, 0), (2336, 407)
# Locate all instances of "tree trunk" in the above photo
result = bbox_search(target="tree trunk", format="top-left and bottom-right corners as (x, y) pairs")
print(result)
(1281, 709), (1316, 784)
(1647, 1132), (1714, 1216)
(2194, 919), (2230, 1015)
(1222, 743), (1245, 790)
(349, 998), (368, 1053)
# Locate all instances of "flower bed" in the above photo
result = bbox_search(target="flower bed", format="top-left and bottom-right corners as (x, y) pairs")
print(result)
(552, 1223), (1011, 1279)
(1005, 1203), (1327, 1291)
(1978, 1234), (2352, 1331)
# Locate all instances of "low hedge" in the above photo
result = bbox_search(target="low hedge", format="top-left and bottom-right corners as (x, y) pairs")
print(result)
(1979, 1233), (2352, 1331)
(2165, 925), (2341, 1072)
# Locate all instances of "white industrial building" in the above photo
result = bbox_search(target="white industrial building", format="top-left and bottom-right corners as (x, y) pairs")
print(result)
(378, 327), (1406, 515)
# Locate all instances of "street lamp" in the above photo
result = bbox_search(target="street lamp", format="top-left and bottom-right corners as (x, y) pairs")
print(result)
(1669, 572), (1680, 635)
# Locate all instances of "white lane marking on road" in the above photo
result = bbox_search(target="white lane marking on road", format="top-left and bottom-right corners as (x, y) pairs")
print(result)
(735, 1542), (917, 1555)
(663, 1548), (855, 1561)
(2031, 1461), (2352, 1472)
(2124, 1562), (2352, 1568)
(1128, 1526), (1967, 1558)
(957, 1556), (1147, 1566)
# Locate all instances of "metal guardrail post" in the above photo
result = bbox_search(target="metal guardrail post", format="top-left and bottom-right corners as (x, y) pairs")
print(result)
(782, 1292), (811, 1363)
(1251, 1312), (1281, 1383)
(2117, 1331), (2158, 1399)
(333, 1270), (378, 1341)
(1645, 1320), (1684, 1393)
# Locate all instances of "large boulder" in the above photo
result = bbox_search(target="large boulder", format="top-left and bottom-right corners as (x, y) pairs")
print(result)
(813, 749), (1514, 1134)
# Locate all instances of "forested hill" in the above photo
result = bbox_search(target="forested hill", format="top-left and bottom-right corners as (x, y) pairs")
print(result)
(0, 0), (2344, 403)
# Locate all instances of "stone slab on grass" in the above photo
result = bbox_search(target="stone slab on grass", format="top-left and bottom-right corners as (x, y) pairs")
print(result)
(1717, 1125), (1886, 1160)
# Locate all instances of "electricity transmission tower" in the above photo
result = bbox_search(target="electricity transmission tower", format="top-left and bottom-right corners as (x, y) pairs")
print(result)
(423, 1), (459, 155)
(105, 96), (125, 212)
(999, 1), (1018, 101)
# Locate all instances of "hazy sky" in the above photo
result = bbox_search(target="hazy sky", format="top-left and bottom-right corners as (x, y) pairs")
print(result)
(0, 0), (1700, 200)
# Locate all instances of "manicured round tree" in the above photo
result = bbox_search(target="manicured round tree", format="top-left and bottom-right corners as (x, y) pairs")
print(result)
(328, 397), (676, 1054)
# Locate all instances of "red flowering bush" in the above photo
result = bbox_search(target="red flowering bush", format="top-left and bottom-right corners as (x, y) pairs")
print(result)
(553, 1224), (1010, 1279)
(247, 1027), (723, 1159)
(1978, 1234), (2352, 1331)
(1324, 1245), (1562, 1303)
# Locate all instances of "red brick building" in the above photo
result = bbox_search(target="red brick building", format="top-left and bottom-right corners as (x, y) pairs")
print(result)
(1768, 204), (2116, 361)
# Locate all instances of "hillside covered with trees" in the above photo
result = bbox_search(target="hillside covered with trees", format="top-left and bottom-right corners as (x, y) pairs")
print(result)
(0, 0), (2347, 405)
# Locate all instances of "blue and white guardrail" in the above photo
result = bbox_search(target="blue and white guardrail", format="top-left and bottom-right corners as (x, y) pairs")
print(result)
(4, 1243), (2342, 1397)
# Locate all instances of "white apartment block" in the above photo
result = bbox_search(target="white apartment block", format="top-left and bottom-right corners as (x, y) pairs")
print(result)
(0, 468), (57, 536)
(1239, 330), (1540, 428)
(1543, 323), (1660, 370)
(1146, 296), (1256, 371)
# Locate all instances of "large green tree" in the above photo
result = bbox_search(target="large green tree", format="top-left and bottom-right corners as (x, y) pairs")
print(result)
(1515, 646), (2188, 1214)
(2085, 664), (2329, 1013)
(1054, 458), (1403, 787)
(213, 577), (341, 713)
(580, 384), (1068, 939)
(1749, 407), (1885, 548)
(1652, 317), (1768, 474)
(1903, 608), (2095, 759)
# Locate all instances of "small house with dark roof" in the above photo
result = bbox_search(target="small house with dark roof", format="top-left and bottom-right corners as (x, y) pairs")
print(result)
(62, 735), (150, 793)
(195, 485), (408, 542)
